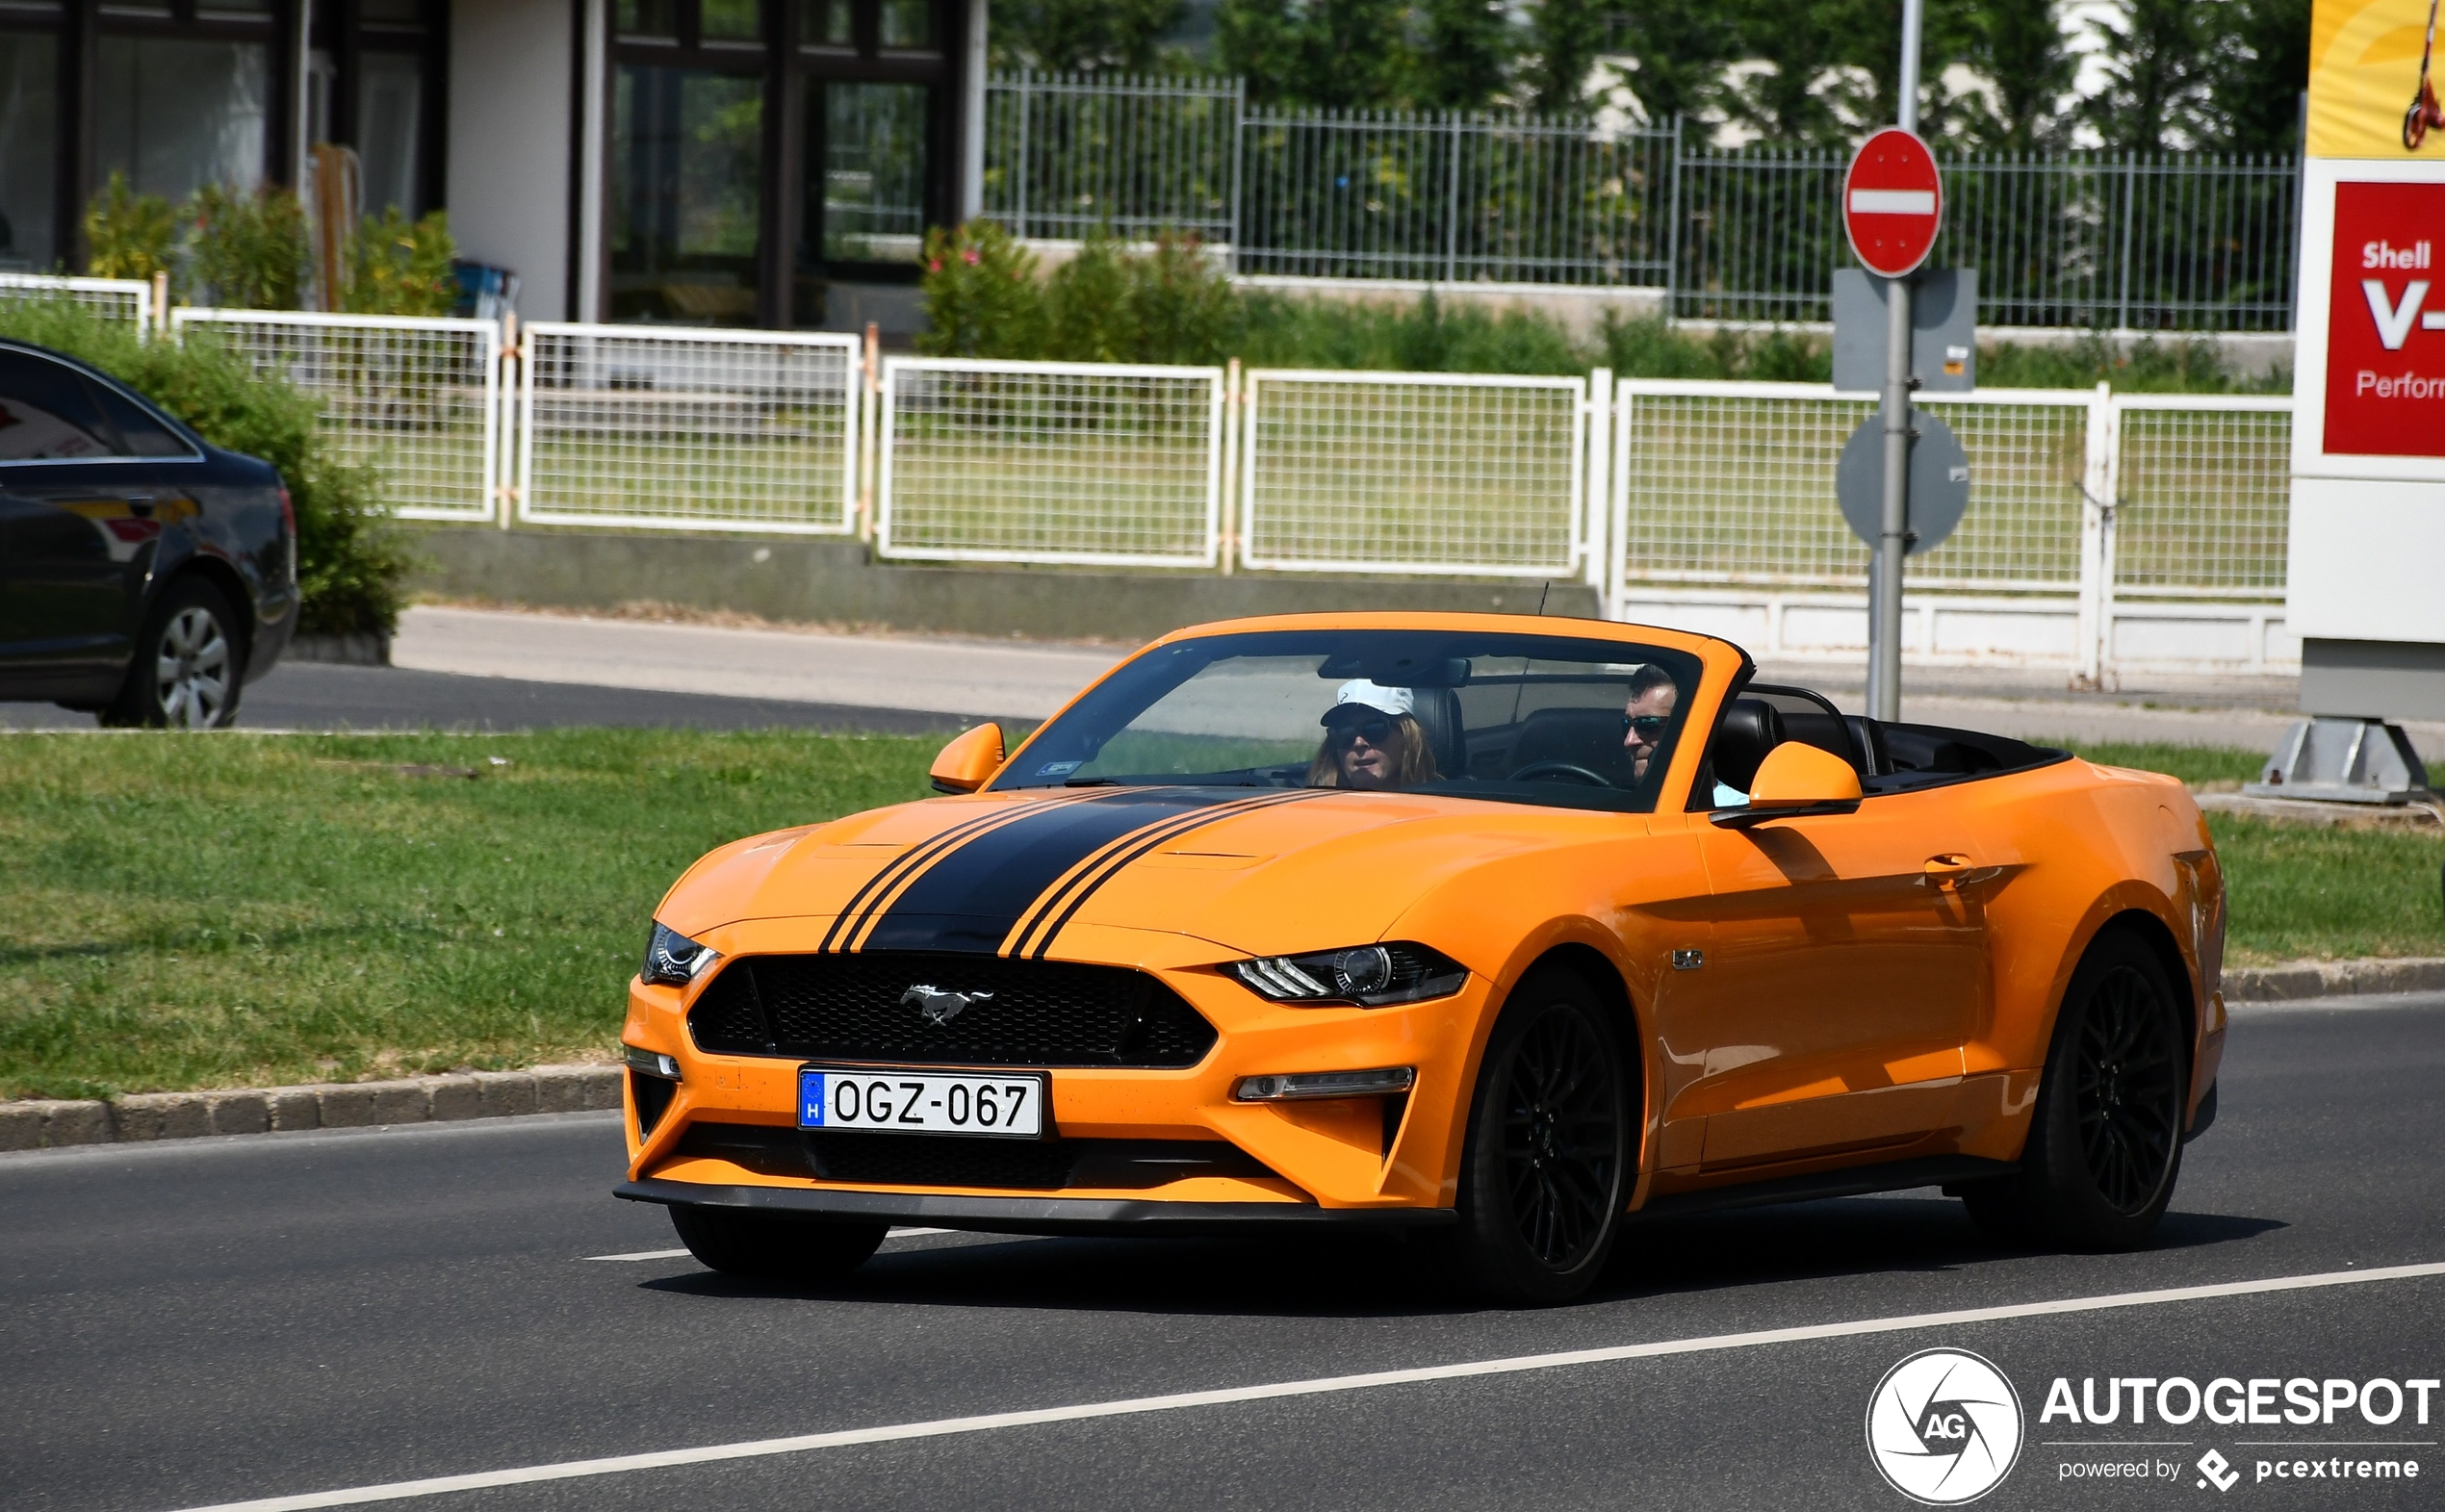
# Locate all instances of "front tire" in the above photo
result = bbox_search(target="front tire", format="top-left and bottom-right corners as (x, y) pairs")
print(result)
(1434, 966), (1633, 1305)
(103, 577), (244, 730)
(668, 1206), (888, 1281)
(1964, 930), (2188, 1250)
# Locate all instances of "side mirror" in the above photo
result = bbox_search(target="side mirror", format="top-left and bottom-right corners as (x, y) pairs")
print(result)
(1711, 741), (1864, 828)
(929, 723), (1005, 794)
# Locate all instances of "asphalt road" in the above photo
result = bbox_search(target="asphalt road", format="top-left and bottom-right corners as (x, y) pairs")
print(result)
(6, 995), (2443, 1512)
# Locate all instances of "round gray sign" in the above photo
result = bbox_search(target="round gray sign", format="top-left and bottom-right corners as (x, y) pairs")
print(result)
(1838, 410), (1970, 556)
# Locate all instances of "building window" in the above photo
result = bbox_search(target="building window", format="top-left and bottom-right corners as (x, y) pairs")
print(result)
(95, 37), (271, 205)
(801, 0), (852, 49)
(699, 0), (761, 43)
(0, 31), (56, 269)
(612, 64), (763, 324)
(356, 49), (424, 218)
(877, 0), (931, 51)
(815, 82), (926, 265)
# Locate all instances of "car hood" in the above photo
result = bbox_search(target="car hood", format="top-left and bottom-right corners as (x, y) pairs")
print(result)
(661, 785), (1601, 960)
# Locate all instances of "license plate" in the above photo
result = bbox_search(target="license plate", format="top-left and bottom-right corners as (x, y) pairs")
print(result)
(797, 1067), (1046, 1139)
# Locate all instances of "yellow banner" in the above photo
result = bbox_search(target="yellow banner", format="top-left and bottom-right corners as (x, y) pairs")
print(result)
(2310, 0), (2445, 156)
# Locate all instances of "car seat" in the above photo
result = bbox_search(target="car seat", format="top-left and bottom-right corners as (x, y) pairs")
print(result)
(1707, 698), (1787, 792)
(1505, 707), (1632, 781)
(1409, 687), (1469, 780)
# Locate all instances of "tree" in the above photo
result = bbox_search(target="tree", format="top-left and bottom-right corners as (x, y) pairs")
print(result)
(1415, 0), (1515, 112)
(2082, 0), (2213, 152)
(2202, 0), (2311, 153)
(1607, 0), (1740, 127)
(1959, 0), (2080, 151)
(1718, 0), (1857, 147)
(1525, 0), (1611, 114)
(1216, 0), (1414, 108)
(991, 0), (1186, 73)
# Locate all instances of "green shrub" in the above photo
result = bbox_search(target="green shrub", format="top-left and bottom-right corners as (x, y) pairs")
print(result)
(1977, 330), (2287, 394)
(1128, 232), (1241, 364)
(0, 298), (408, 637)
(345, 208), (457, 317)
(83, 172), (180, 286)
(917, 220), (1043, 357)
(186, 184), (311, 310)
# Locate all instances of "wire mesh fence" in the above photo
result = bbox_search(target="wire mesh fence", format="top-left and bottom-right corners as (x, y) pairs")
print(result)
(171, 309), (500, 522)
(985, 73), (2303, 327)
(1610, 382), (2091, 592)
(2109, 397), (2292, 598)
(0, 273), (153, 332)
(878, 357), (1224, 567)
(1241, 370), (1585, 576)
(518, 325), (860, 534)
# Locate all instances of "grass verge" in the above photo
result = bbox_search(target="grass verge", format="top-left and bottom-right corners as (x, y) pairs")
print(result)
(1, 732), (2435, 1100)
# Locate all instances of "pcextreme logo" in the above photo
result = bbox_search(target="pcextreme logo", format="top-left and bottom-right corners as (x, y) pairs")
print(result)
(1866, 1348), (2027, 1504)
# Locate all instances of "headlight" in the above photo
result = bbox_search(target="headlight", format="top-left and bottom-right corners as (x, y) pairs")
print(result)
(1226, 942), (1467, 1007)
(640, 922), (720, 987)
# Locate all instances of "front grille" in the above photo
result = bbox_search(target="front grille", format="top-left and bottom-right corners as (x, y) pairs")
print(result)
(675, 1122), (1274, 1192)
(687, 952), (1218, 1068)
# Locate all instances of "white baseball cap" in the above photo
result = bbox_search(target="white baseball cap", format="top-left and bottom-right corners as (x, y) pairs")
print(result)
(1323, 679), (1414, 724)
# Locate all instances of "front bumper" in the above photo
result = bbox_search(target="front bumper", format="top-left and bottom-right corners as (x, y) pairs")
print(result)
(615, 1177), (1459, 1237)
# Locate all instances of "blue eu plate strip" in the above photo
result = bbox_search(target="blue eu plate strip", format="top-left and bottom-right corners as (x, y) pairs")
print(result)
(798, 1070), (826, 1128)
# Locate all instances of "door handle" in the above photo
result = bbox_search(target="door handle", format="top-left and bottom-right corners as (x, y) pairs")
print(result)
(1922, 855), (1973, 887)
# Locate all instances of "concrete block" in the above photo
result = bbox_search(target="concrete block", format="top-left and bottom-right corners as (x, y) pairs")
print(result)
(42, 1100), (113, 1146)
(268, 1089), (321, 1131)
(426, 1075), (483, 1121)
(369, 1081), (430, 1125)
(532, 1065), (594, 1114)
(0, 1103), (47, 1152)
(580, 1068), (623, 1111)
(315, 1084), (378, 1128)
(471, 1071), (538, 1118)
(207, 1091), (270, 1136)
(114, 1092), (211, 1141)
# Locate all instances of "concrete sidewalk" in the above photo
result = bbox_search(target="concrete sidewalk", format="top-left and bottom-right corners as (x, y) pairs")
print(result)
(392, 605), (2445, 756)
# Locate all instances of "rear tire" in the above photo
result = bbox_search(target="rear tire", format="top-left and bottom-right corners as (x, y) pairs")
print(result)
(669, 1206), (888, 1281)
(1431, 965), (1632, 1306)
(102, 577), (244, 730)
(1964, 930), (2188, 1250)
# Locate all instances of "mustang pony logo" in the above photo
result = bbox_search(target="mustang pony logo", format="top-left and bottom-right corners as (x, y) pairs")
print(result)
(901, 985), (991, 1026)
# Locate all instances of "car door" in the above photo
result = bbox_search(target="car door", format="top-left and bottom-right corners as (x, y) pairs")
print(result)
(0, 350), (177, 698)
(1668, 785), (1992, 1170)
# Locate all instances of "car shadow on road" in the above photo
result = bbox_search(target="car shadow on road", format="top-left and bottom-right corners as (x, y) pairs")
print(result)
(635, 1198), (2287, 1318)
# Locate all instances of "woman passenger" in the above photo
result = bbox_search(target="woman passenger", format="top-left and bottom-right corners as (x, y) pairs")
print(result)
(1308, 680), (1441, 790)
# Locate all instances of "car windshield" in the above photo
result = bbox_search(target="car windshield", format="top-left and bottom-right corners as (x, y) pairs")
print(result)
(991, 629), (1708, 812)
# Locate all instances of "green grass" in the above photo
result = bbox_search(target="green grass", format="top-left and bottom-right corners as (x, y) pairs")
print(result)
(0, 730), (937, 1101)
(2, 731), (2433, 1100)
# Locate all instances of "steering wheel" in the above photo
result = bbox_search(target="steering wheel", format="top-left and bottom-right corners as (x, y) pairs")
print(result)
(1506, 760), (1614, 787)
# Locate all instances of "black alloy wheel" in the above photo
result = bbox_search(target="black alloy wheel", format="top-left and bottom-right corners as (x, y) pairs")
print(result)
(1962, 929), (2188, 1251)
(1436, 966), (1632, 1305)
(668, 1205), (888, 1282)
(2072, 963), (2183, 1212)
(104, 577), (244, 730)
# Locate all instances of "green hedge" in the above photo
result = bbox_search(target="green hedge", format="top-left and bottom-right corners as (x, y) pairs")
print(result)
(0, 298), (408, 636)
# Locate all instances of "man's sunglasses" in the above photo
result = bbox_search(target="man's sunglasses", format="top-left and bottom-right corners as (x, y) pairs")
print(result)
(1622, 714), (1670, 739)
(1326, 715), (1397, 745)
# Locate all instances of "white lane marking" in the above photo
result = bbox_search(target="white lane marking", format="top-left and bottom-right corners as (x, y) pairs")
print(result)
(163, 1260), (2445, 1512)
(583, 1228), (954, 1262)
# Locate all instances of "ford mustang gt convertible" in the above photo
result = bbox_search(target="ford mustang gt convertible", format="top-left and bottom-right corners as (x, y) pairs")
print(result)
(615, 612), (2226, 1303)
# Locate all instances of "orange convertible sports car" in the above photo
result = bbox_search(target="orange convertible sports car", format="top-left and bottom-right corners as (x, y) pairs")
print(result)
(615, 613), (2226, 1303)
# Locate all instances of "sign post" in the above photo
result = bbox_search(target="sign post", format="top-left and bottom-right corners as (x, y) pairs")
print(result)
(1844, 0), (1939, 723)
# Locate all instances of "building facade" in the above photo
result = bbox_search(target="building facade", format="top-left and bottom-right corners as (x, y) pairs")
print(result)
(0, 0), (985, 331)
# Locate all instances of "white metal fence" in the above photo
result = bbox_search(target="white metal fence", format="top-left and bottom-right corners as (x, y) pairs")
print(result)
(169, 308), (502, 523)
(1240, 369), (1592, 577)
(0, 272), (153, 332)
(877, 356), (1225, 568)
(517, 324), (861, 534)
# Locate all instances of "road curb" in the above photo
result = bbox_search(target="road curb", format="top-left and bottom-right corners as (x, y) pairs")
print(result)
(2224, 957), (2445, 1002)
(0, 1065), (622, 1153)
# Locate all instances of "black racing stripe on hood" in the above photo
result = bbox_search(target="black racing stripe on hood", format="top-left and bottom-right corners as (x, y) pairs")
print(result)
(1016, 788), (1326, 959)
(817, 792), (1094, 954)
(858, 787), (1248, 955)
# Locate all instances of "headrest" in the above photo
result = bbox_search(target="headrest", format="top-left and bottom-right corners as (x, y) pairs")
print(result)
(1710, 698), (1787, 792)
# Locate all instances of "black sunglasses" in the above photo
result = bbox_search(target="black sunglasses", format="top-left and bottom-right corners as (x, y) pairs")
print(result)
(1622, 714), (1669, 739)
(1327, 715), (1397, 745)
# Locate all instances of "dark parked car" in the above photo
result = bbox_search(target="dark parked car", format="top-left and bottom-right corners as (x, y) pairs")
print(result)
(0, 338), (296, 728)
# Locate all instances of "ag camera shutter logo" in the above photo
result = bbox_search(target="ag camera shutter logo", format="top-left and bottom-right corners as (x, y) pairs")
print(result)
(1866, 1348), (2025, 1503)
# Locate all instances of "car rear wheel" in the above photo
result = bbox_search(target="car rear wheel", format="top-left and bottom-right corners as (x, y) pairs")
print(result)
(1432, 965), (1632, 1305)
(668, 1206), (888, 1281)
(1962, 930), (2188, 1251)
(103, 577), (244, 730)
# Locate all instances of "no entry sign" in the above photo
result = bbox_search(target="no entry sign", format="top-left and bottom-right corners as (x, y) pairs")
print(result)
(1844, 127), (1943, 278)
